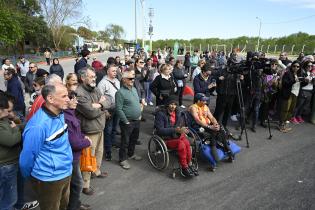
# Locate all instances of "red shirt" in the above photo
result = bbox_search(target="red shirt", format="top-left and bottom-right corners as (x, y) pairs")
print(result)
(26, 95), (45, 121)
(170, 111), (176, 126)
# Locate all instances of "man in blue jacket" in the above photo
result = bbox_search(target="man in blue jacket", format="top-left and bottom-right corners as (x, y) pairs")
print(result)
(20, 83), (73, 210)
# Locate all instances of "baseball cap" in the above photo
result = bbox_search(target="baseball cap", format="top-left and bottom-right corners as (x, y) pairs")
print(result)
(195, 93), (209, 102)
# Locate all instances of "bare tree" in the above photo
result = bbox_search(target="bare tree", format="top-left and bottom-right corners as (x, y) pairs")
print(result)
(39, 0), (89, 49)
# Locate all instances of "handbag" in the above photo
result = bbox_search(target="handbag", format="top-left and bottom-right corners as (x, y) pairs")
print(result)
(80, 147), (97, 172)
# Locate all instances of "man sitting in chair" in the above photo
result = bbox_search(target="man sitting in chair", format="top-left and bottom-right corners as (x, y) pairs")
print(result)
(189, 93), (234, 170)
(154, 95), (198, 178)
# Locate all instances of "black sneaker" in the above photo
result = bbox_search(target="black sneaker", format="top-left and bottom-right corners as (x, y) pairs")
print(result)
(105, 152), (112, 161)
(180, 167), (193, 178)
(188, 165), (199, 176)
(136, 140), (142, 145)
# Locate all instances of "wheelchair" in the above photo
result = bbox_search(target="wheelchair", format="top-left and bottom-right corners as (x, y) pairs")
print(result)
(147, 128), (199, 178)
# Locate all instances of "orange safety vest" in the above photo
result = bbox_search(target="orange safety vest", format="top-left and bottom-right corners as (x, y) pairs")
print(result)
(190, 104), (211, 125)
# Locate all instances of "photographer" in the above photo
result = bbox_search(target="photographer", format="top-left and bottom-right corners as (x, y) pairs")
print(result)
(245, 52), (265, 132)
(213, 57), (244, 129)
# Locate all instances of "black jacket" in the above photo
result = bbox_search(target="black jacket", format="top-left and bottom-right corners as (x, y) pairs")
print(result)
(150, 74), (176, 106)
(74, 58), (88, 74)
(280, 70), (308, 99)
(49, 64), (64, 79)
(193, 73), (215, 96)
(214, 68), (239, 96)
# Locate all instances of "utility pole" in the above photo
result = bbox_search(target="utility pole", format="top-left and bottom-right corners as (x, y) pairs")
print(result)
(140, 0), (145, 48)
(256, 17), (262, 52)
(148, 8), (154, 51)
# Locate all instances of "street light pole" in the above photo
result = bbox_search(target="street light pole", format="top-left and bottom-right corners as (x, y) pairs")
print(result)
(135, 0), (137, 44)
(256, 17), (262, 52)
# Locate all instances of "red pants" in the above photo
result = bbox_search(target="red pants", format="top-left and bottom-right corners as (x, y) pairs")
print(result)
(165, 134), (192, 169)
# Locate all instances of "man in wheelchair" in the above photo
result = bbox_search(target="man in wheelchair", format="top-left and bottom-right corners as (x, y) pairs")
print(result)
(189, 93), (234, 171)
(154, 95), (198, 178)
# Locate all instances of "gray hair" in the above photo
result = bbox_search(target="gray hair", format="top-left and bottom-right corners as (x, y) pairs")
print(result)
(41, 85), (56, 101)
(122, 69), (134, 79)
(78, 66), (95, 81)
(45, 74), (62, 85)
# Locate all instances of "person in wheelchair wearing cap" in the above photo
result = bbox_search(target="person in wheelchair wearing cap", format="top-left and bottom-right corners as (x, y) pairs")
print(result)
(189, 93), (234, 171)
(154, 95), (198, 178)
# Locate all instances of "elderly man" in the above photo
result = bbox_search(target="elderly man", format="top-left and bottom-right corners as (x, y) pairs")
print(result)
(76, 67), (111, 195)
(20, 84), (73, 210)
(115, 69), (142, 170)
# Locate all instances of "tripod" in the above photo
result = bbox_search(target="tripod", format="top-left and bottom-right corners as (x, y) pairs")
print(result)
(235, 75), (250, 148)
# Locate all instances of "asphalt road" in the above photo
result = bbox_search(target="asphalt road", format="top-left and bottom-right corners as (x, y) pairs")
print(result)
(39, 52), (315, 210)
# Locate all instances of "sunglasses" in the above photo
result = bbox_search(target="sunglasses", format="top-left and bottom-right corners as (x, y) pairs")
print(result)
(29, 66), (36, 69)
(127, 77), (135, 81)
(139, 61), (144, 64)
(292, 65), (300, 68)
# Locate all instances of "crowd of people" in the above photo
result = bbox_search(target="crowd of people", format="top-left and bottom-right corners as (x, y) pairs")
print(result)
(0, 47), (315, 210)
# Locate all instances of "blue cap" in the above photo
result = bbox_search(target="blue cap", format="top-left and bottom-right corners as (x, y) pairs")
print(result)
(195, 93), (209, 102)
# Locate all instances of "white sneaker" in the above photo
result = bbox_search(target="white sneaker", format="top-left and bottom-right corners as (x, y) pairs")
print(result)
(149, 102), (154, 106)
(144, 102), (148, 106)
(180, 105), (186, 109)
(21, 200), (39, 210)
(285, 120), (290, 124)
(230, 115), (238, 122)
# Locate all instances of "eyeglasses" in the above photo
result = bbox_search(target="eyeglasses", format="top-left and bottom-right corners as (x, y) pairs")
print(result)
(29, 66), (36, 69)
(127, 77), (135, 81)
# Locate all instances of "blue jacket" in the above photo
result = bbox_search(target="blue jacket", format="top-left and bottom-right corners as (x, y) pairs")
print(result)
(7, 75), (25, 111)
(20, 106), (73, 181)
(193, 73), (215, 96)
(154, 108), (183, 140)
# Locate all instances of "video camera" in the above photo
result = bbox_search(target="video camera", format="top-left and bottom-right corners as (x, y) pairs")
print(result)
(227, 60), (248, 74)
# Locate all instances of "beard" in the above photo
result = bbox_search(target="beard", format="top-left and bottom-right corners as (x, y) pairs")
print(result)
(88, 82), (96, 89)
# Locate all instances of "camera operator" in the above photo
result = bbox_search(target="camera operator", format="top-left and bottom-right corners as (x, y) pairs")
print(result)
(213, 58), (244, 130)
(240, 52), (265, 132)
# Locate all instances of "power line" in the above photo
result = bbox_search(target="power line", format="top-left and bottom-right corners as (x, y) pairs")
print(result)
(263, 14), (315, 24)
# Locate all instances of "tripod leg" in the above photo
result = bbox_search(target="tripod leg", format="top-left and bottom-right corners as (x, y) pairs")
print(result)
(267, 115), (273, 140)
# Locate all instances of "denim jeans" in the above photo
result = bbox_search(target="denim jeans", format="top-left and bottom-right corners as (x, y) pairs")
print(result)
(0, 163), (18, 210)
(104, 113), (118, 154)
(14, 167), (25, 209)
(68, 161), (83, 210)
(144, 81), (153, 103)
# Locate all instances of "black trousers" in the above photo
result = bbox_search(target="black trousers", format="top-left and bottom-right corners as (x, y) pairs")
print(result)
(214, 94), (236, 127)
(119, 120), (140, 161)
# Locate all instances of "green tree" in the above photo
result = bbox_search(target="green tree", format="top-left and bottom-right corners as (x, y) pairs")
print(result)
(105, 24), (125, 46)
(0, 7), (24, 45)
(77, 26), (94, 40)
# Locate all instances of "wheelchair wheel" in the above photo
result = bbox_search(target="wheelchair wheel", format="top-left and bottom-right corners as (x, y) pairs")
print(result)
(186, 130), (199, 170)
(147, 135), (169, 170)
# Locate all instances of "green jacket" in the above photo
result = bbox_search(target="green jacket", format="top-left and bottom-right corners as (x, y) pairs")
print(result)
(115, 85), (141, 123)
(0, 118), (21, 166)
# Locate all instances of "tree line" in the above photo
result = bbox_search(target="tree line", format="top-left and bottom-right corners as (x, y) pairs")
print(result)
(0, 0), (125, 54)
(151, 32), (315, 55)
